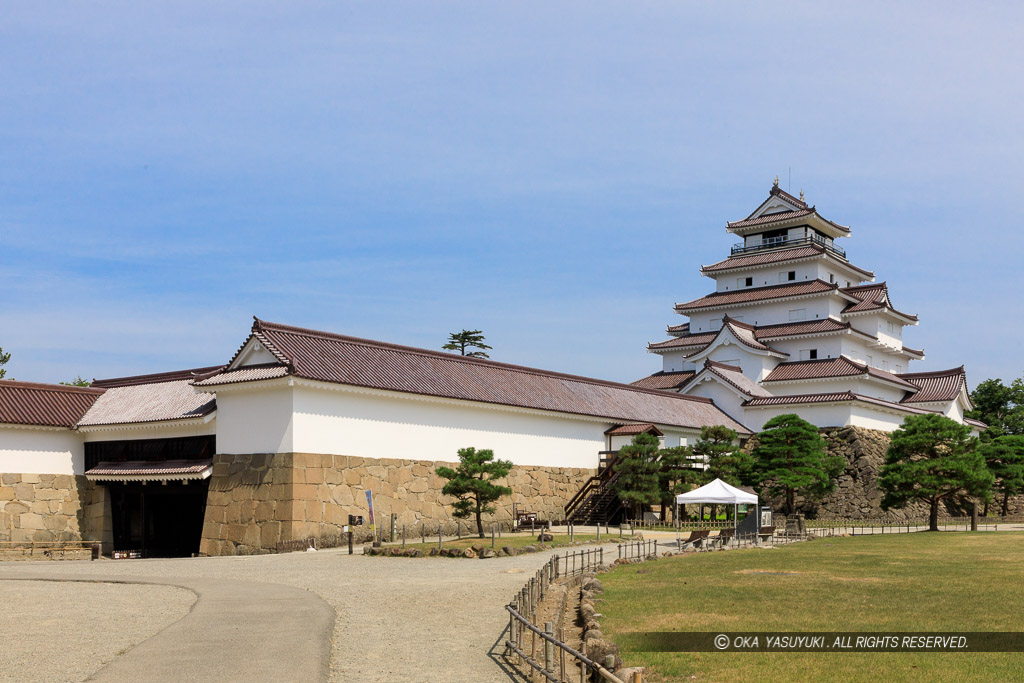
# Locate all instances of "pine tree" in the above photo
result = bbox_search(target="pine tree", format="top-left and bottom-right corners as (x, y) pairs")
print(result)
(435, 447), (513, 538)
(0, 346), (9, 379)
(879, 414), (993, 531)
(751, 413), (843, 515)
(968, 376), (1024, 438)
(690, 425), (753, 520)
(60, 375), (91, 387)
(977, 435), (1024, 516)
(442, 330), (492, 358)
(656, 445), (699, 518)
(613, 432), (662, 521)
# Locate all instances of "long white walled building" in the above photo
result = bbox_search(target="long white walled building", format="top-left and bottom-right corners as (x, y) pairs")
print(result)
(634, 182), (984, 434)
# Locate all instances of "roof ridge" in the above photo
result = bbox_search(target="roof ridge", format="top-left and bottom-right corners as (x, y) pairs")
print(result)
(254, 319), (719, 405)
(897, 366), (966, 379)
(0, 379), (105, 395)
(705, 359), (743, 372)
(91, 365), (226, 388)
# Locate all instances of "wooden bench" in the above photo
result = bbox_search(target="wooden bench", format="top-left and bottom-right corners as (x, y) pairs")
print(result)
(678, 529), (711, 549)
(758, 526), (776, 541)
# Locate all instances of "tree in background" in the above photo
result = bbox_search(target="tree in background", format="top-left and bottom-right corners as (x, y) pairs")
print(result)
(60, 376), (91, 387)
(751, 413), (843, 515)
(879, 414), (993, 531)
(977, 435), (1024, 516)
(968, 376), (1024, 438)
(655, 445), (699, 520)
(435, 447), (513, 538)
(442, 330), (492, 358)
(0, 346), (9, 379)
(613, 432), (663, 521)
(690, 425), (754, 520)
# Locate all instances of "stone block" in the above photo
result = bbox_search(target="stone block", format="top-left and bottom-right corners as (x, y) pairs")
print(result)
(21, 474), (40, 485)
(260, 521), (281, 548)
(53, 475), (75, 489)
(0, 487), (15, 501)
(1, 474), (20, 485)
(305, 468), (324, 484)
(18, 512), (45, 530)
(34, 488), (65, 502)
(343, 468), (362, 486)
(292, 484), (318, 501)
(331, 486), (355, 506)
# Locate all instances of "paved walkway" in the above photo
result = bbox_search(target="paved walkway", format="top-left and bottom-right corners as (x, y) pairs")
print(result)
(0, 573), (334, 682)
(0, 541), (627, 682)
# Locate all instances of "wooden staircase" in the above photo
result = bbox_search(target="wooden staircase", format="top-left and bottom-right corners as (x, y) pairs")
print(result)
(564, 452), (624, 525)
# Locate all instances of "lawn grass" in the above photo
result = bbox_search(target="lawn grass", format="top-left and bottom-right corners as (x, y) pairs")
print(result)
(599, 532), (1024, 682)
(389, 531), (610, 553)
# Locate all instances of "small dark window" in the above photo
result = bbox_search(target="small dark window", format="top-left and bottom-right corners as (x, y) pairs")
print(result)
(745, 277), (753, 287)
(809, 349), (818, 359)
(787, 271), (796, 281)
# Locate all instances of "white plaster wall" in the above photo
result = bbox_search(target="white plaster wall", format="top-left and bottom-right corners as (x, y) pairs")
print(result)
(0, 426), (84, 475)
(683, 380), (748, 430)
(847, 406), (908, 432)
(743, 403), (910, 433)
(766, 378), (907, 404)
(290, 385), (607, 468)
(213, 385), (295, 455)
(769, 337), (843, 361)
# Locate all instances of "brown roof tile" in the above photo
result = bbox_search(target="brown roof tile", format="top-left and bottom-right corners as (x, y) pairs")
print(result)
(754, 318), (854, 339)
(898, 367), (968, 404)
(85, 459), (213, 481)
(701, 244), (875, 278)
(762, 357), (918, 389)
(198, 320), (751, 434)
(78, 376), (217, 427)
(744, 391), (931, 414)
(693, 360), (773, 398)
(604, 423), (663, 437)
(0, 381), (104, 428)
(675, 279), (837, 313)
(629, 371), (696, 391)
(192, 364), (290, 387)
(648, 331), (719, 351)
(840, 282), (919, 322)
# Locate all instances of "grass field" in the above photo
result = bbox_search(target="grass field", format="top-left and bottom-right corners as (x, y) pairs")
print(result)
(599, 532), (1024, 682)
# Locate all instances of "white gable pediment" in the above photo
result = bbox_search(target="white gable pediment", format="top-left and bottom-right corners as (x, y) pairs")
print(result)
(229, 335), (287, 370)
(746, 191), (804, 220)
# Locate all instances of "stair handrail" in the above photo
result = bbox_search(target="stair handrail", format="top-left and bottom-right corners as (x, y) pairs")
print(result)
(564, 456), (620, 519)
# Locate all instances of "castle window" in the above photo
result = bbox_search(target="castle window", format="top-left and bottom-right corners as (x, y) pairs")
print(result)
(829, 273), (835, 283)
(789, 308), (806, 321)
(799, 349), (818, 361)
(745, 276), (753, 287)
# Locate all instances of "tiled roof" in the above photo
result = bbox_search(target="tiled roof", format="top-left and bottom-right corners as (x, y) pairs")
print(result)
(648, 331), (719, 351)
(675, 279), (837, 312)
(700, 245), (874, 278)
(90, 366), (224, 389)
(666, 323), (689, 337)
(604, 423), (663, 437)
(78, 373), (217, 426)
(192, 364), (290, 387)
(684, 318), (787, 358)
(898, 367), (968, 404)
(840, 282), (919, 322)
(964, 417), (988, 429)
(197, 319), (752, 434)
(744, 391), (931, 414)
(0, 381), (104, 428)
(629, 370), (696, 391)
(754, 318), (856, 340)
(902, 346), (925, 358)
(727, 205), (851, 234)
(85, 459), (213, 481)
(762, 356), (918, 390)
(690, 360), (772, 398)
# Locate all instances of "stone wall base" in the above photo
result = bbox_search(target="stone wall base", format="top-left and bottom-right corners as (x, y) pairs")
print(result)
(199, 453), (594, 556)
(0, 474), (109, 548)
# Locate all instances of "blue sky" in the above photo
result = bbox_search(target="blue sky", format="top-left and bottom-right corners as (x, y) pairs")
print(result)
(2, 2), (1021, 387)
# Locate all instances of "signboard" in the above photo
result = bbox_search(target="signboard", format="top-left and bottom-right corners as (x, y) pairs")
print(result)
(760, 507), (773, 528)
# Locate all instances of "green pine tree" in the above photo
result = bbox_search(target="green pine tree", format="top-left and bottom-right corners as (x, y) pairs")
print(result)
(977, 435), (1024, 516)
(613, 432), (663, 521)
(442, 329), (493, 358)
(0, 346), (10, 379)
(435, 447), (513, 538)
(656, 445), (699, 519)
(879, 414), (993, 531)
(60, 375), (91, 387)
(968, 376), (1024, 438)
(751, 414), (843, 515)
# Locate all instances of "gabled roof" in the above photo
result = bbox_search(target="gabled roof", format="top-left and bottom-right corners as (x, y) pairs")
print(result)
(666, 322), (689, 337)
(675, 279), (837, 313)
(0, 380), (104, 428)
(648, 331), (719, 352)
(898, 367), (971, 406)
(604, 423), (664, 437)
(194, 319), (752, 434)
(840, 282), (919, 322)
(629, 370), (695, 391)
(683, 360), (772, 398)
(700, 244), (874, 279)
(762, 356), (918, 390)
(79, 367), (219, 427)
(649, 318), (873, 356)
(683, 317), (788, 360)
(727, 186), (851, 236)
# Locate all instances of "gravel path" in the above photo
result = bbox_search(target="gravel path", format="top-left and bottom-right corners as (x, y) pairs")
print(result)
(0, 543), (622, 682)
(0, 580), (195, 683)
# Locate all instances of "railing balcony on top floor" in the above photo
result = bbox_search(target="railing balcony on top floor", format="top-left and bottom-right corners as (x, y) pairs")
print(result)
(730, 234), (846, 259)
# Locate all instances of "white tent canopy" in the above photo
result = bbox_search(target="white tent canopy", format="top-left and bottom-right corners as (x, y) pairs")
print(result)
(675, 478), (757, 505)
